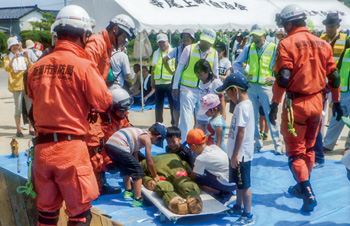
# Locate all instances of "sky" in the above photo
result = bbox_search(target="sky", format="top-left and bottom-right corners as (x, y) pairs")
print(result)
(0, 0), (72, 10)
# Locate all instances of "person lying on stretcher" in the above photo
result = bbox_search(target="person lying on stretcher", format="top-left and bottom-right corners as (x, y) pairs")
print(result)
(141, 153), (203, 215)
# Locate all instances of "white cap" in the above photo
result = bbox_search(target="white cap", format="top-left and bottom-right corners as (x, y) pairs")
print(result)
(25, 40), (35, 49)
(250, 24), (266, 36)
(157, 33), (168, 43)
(200, 28), (216, 45)
(7, 37), (19, 49)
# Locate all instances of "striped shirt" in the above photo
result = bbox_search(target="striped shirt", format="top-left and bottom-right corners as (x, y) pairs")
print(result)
(106, 128), (149, 154)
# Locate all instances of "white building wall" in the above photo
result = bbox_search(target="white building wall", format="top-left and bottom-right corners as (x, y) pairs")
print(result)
(19, 10), (43, 31)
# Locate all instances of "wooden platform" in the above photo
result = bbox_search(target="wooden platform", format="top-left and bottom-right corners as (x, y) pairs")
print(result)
(0, 167), (122, 226)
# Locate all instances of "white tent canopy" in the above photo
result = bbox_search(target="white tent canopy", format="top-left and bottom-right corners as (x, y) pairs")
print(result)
(270, 0), (350, 31)
(71, 0), (350, 33)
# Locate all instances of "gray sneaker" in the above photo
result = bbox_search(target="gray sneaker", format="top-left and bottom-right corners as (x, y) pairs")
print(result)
(313, 162), (325, 169)
(232, 214), (254, 226)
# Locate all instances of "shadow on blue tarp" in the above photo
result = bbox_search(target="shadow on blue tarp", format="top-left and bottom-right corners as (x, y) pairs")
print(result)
(1, 145), (350, 225)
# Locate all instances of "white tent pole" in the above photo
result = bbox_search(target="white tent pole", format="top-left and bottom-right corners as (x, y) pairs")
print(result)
(139, 31), (144, 112)
(169, 31), (172, 46)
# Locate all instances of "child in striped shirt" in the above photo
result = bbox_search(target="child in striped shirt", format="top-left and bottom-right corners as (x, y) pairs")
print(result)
(105, 122), (167, 207)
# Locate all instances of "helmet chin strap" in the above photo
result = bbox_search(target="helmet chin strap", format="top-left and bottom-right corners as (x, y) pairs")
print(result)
(114, 29), (123, 48)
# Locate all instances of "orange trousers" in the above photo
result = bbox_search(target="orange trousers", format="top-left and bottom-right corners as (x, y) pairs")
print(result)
(281, 93), (323, 183)
(33, 140), (99, 219)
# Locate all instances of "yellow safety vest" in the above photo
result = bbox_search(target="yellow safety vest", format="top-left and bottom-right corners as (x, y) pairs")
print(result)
(180, 44), (216, 88)
(247, 42), (276, 84)
(153, 49), (175, 81)
(320, 32), (347, 65)
(339, 48), (350, 92)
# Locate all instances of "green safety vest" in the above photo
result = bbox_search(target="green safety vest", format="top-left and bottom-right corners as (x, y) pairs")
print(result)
(339, 48), (350, 92)
(180, 44), (216, 88)
(153, 49), (175, 81)
(247, 42), (276, 84)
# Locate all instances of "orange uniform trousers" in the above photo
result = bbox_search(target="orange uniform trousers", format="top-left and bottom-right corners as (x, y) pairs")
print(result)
(281, 93), (323, 183)
(33, 140), (99, 218)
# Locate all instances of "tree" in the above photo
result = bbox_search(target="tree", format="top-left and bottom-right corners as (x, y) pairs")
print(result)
(30, 12), (56, 31)
(0, 31), (8, 53)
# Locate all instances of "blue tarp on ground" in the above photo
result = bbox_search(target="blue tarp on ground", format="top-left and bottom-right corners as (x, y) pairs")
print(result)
(1, 145), (350, 225)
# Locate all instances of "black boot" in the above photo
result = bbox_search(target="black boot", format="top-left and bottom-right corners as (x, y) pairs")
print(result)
(100, 171), (122, 195)
(300, 180), (317, 212)
(288, 183), (303, 199)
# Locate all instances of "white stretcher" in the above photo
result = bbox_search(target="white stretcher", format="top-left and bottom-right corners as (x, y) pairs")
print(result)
(141, 186), (230, 223)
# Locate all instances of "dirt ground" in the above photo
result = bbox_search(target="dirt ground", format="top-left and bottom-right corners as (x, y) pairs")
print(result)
(0, 68), (348, 162)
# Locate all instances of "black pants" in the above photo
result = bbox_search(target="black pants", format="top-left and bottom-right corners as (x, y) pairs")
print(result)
(155, 84), (174, 125)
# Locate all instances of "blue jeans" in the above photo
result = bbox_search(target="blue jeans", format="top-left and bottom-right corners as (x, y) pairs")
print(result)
(314, 131), (324, 164)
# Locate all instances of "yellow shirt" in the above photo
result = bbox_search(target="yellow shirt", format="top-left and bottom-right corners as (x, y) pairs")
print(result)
(4, 55), (32, 93)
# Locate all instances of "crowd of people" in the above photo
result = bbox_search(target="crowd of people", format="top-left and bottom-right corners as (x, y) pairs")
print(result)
(3, 3), (350, 226)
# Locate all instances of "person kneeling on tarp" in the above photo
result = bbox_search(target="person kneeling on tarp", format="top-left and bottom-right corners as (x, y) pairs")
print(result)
(187, 129), (236, 203)
(141, 153), (203, 215)
(105, 123), (167, 207)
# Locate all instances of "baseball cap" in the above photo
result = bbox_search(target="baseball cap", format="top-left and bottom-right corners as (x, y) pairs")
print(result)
(151, 122), (167, 139)
(250, 24), (266, 36)
(214, 41), (226, 52)
(181, 28), (195, 40)
(157, 33), (168, 43)
(186, 129), (207, 145)
(200, 28), (216, 45)
(198, 94), (220, 116)
(215, 72), (250, 93)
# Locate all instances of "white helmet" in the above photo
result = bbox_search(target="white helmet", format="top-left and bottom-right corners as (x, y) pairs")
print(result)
(276, 4), (306, 27)
(110, 14), (136, 39)
(111, 88), (134, 111)
(7, 37), (19, 49)
(53, 5), (92, 35)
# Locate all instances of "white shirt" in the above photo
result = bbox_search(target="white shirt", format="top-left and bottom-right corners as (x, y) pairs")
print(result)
(218, 58), (231, 76)
(197, 78), (223, 122)
(193, 145), (231, 185)
(110, 50), (131, 87)
(172, 42), (219, 91)
(227, 99), (255, 161)
(152, 46), (173, 85)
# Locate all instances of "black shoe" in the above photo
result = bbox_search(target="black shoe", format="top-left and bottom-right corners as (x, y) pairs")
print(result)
(302, 196), (317, 212)
(16, 132), (24, 137)
(288, 184), (303, 199)
(100, 185), (122, 195)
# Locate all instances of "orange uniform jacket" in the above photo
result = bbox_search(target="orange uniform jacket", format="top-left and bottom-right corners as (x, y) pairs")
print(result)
(85, 30), (112, 81)
(102, 112), (131, 141)
(27, 40), (112, 135)
(84, 30), (113, 146)
(272, 27), (340, 103)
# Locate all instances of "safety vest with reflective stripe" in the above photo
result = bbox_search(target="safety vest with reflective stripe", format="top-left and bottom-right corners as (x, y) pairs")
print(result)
(180, 44), (216, 88)
(339, 48), (350, 92)
(247, 42), (276, 84)
(154, 49), (175, 81)
(320, 32), (347, 65)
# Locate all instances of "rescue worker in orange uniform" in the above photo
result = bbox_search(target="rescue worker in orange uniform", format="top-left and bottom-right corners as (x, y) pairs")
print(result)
(84, 14), (136, 195)
(27, 5), (113, 226)
(95, 88), (133, 180)
(270, 5), (342, 212)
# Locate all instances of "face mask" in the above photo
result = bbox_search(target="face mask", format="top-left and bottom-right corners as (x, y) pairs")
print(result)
(237, 89), (240, 101)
